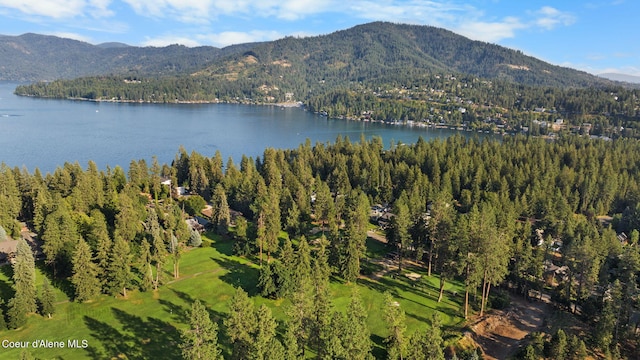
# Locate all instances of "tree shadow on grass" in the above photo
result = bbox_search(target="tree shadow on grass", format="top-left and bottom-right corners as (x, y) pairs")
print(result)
(371, 333), (387, 360)
(213, 257), (260, 297)
(34, 260), (76, 300)
(158, 298), (189, 323)
(84, 316), (137, 359)
(111, 307), (181, 359)
(206, 232), (234, 257)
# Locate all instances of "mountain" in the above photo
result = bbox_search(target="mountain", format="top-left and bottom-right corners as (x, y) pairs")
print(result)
(96, 42), (131, 49)
(0, 33), (253, 81)
(599, 73), (640, 84)
(3, 22), (618, 89)
(196, 22), (614, 90)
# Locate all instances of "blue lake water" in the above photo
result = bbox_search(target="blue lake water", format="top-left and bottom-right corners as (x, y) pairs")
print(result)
(0, 82), (492, 173)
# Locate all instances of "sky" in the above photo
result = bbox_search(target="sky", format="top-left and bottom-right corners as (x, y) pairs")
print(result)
(0, 0), (638, 77)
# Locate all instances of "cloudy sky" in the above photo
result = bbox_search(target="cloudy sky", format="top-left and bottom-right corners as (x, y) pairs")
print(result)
(0, 0), (637, 76)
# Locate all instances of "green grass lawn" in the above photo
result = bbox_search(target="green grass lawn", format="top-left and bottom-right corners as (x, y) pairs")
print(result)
(0, 233), (466, 359)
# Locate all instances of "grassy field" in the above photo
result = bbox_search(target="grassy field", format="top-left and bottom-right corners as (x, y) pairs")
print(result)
(0, 233), (466, 359)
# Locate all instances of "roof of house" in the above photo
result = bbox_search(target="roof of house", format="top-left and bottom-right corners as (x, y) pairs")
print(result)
(0, 239), (19, 258)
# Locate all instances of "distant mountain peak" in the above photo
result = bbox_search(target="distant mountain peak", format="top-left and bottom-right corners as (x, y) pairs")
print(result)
(598, 73), (640, 84)
(97, 42), (131, 49)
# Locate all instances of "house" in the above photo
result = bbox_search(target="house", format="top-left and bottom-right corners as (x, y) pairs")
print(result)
(186, 218), (205, 233)
(0, 239), (19, 264)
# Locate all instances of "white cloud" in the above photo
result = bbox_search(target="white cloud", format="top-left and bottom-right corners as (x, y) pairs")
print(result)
(122, 0), (213, 23)
(121, 0), (338, 23)
(141, 30), (284, 48)
(198, 30), (284, 47)
(46, 31), (93, 43)
(142, 35), (201, 47)
(349, 0), (473, 25)
(534, 6), (575, 30)
(454, 6), (575, 43)
(0, 0), (113, 18)
(456, 17), (527, 42)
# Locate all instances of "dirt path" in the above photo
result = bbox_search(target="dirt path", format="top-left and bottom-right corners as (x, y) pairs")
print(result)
(469, 296), (549, 359)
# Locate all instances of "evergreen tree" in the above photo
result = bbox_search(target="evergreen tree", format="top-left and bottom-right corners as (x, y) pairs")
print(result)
(138, 239), (153, 292)
(344, 288), (372, 359)
(7, 297), (26, 329)
(41, 203), (79, 277)
(71, 238), (101, 302)
(108, 236), (132, 297)
(90, 210), (112, 292)
(40, 278), (56, 318)
(549, 328), (568, 360)
(387, 193), (412, 272)
(12, 238), (37, 315)
(275, 238), (295, 297)
(152, 229), (169, 290)
(233, 216), (250, 256)
(293, 237), (312, 291)
(180, 300), (223, 360)
(383, 292), (407, 360)
(189, 226), (202, 247)
(252, 304), (280, 360)
(258, 261), (278, 298)
(225, 287), (256, 359)
(170, 232), (182, 279)
(0, 300), (6, 330)
(211, 184), (231, 235)
(282, 319), (301, 360)
(407, 313), (445, 360)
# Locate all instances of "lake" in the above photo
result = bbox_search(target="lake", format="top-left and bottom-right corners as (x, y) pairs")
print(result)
(0, 82), (491, 174)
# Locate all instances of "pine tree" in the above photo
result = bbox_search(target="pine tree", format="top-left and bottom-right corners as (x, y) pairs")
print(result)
(233, 216), (250, 256)
(275, 238), (295, 298)
(90, 210), (112, 292)
(282, 319), (301, 360)
(225, 287), (256, 359)
(152, 230), (169, 290)
(0, 300), (6, 330)
(258, 261), (278, 298)
(108, 236), (131, 297)
(71, 238), (101, 302)
(344, 288), (372, 360)
(383, 292), (407, 360)
(180, 300), (223, 360)
(211, 184), (231, 235)
(189, 226), (202, 247)
(252, 304), (279, 360)
(12, 238), (37, 315)
(549, 328), (568, 360)
(138, 239), (153, 292)
(407, 313), (445, 360)
(40, 278), (56, 318)
(293, 237), (312, 291)
(170, 233), (182, 279)
(7, 297), (26, 329)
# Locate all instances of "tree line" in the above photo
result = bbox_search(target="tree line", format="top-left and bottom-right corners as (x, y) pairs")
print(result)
(3, 134), (640, 357)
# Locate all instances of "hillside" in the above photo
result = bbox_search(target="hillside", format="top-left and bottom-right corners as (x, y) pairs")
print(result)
(196, 21), (614, 92)
(0, 33), (254, 81)
(3, 22), (618, 87)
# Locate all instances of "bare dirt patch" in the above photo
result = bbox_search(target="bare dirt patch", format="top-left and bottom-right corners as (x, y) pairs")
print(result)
(469, 296), (549, 360)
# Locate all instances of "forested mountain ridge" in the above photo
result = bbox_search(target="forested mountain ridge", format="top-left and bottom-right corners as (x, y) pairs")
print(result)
(196, 21), (614, 91)
(0, 33), (256, 81)
(3, 22), (619, 87)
